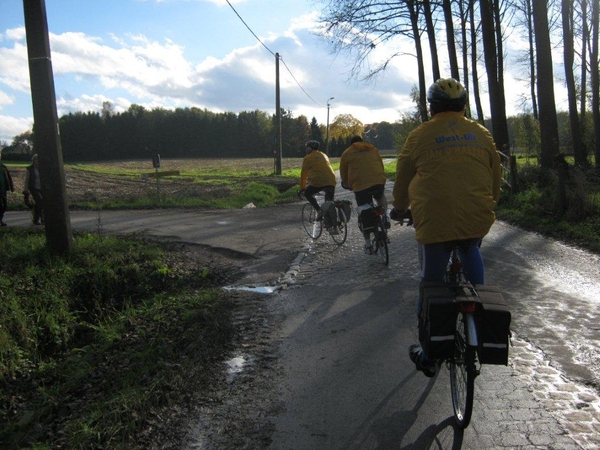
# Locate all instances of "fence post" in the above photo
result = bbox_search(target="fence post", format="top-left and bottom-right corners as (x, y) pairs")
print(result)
(509, 155), (519, 194)
(557, 162), (567, 214)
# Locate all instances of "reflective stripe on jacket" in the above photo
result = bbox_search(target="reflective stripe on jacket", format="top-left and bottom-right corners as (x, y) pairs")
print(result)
(393, 111), (501, 244)
(300, 150), (336, 190)
(339, 142), (387, 193)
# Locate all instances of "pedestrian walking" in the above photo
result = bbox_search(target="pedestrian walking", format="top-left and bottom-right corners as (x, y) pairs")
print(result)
(23, 154), (44, 226)
(0, 149), (15, 227)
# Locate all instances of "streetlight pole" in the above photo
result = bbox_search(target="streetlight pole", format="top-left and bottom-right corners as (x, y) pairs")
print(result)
(325, 97), (334, 155)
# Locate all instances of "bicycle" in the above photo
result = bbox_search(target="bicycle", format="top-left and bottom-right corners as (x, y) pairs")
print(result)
(358, 195), (390, 265)
(299, 191), (348, 245)
(397, 209), (509, 429)
(444, 246), (481, 429)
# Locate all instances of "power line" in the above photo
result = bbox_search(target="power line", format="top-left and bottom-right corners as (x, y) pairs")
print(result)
(224, 0), (320, 106)
(279, 57), (320, 105)
(225, 0), (274, 57)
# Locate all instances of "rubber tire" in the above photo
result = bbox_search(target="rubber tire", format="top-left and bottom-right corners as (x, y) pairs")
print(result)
(302, 203), (322, 239)
(449, 312), (475, 429)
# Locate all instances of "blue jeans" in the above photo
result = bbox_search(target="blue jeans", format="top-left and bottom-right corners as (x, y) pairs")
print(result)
(419, 238), (484, 285)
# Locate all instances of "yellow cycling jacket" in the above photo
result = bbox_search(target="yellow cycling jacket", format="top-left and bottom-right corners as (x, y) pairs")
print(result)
(393, 111), (502, 245)
(300, 150), (336, 190)
(340, 142), (387, 192)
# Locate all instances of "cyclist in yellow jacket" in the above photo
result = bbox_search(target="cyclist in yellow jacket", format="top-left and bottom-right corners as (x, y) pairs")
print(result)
(390, 78), (501, 377)
(340, 136), (389, 254)
(299, 140), (336, 220)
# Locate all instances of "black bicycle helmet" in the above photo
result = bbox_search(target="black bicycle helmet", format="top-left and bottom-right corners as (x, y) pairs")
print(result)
(305, 140), (320, 150)
(427, 78), (467, 109)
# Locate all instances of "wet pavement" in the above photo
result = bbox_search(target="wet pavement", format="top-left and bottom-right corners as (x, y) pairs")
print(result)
(267, 197), (600, 449)
(6, 200), (600, 448)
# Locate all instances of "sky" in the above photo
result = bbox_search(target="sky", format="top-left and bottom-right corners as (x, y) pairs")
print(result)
(0, 0), (568, 144)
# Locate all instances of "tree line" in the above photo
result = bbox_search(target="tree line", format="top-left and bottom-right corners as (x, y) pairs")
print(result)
(0, 102), (405, 162)
(319, 0), (600, 169)
(1, 101), (590, 164)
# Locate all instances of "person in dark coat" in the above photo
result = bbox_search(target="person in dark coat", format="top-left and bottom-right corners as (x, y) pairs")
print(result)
(24, 154), (44, 225)
(0, 150), (15, 227)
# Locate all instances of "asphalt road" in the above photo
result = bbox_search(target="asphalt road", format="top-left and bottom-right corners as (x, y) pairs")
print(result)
(6, 201), (600, 449)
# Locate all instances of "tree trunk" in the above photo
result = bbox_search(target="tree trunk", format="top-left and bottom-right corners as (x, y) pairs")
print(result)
(532, 0), (560, 168)
(526, 0), (539, 119)
(423, 0), (441, 80)
(443, 0), (460, 79)
(591, 0), (600, 168)
(408, 1), (429, 122)
(562, 0), (587, 166)
(580, 0), (588, 121)
(479, 0), (510, 148)
(458, 0), (472, 117)
(470, 1), (485, 123)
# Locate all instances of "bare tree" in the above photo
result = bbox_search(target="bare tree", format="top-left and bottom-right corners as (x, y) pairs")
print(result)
(479, 0), (510, 149)
(578, 0), (588, 120)
(591, 0), (600, 167)
(319, 0), (430, 121)
(562, 0), (587, 166)
(532, 0), (560, 168)
(423, 0), (442, 80)
(442, 0), (460, 79)
(468, 0), (486, 122)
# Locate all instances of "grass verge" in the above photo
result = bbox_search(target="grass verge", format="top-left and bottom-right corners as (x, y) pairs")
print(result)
(0, 229), (237, 449)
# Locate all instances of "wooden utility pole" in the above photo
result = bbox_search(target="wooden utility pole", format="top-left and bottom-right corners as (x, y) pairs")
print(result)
(23, 0), (73, 254)
(275, 53), (282, 175)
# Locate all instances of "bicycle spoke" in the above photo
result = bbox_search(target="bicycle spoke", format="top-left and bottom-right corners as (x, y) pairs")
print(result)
(302, 203), (322, 239)
(449, 312), (475, 429)
(330, 208), (347, 244)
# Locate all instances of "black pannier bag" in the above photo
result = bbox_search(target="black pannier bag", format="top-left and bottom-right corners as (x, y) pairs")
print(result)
(335, 200), (352, 222)
(320, 201), (338, 229)
(358, 206), (377, 233)
(419, 282), (458, 360)
(474, 285), (511, 365)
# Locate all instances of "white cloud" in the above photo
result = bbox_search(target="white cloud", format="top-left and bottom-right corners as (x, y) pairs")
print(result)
(0, 114), (32, 143)
(0, 89), (14, 109)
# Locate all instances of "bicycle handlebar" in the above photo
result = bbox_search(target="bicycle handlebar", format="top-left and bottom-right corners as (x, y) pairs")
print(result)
(390, 208), (413, 226)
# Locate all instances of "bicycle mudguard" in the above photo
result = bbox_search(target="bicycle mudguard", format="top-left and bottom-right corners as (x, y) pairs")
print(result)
(474, 285), (511, 365)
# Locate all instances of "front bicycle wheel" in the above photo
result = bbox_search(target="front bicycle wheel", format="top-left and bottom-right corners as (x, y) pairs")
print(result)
(330, 208), (347, 245)
(302, 203), (322, 239)
(371, 225), (389, 265)
(449, 312), (476, 429)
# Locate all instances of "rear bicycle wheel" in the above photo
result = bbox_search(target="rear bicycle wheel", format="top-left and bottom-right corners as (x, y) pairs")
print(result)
(449, 312), (476, 429)
(330, 208), (347, 245)
(302, 203), (322, 239)
(371, 228), (389, 265)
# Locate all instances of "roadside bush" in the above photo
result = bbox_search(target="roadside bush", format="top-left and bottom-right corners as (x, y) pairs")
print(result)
(0, 229), (233, 449)
(497, 163), (600, 253)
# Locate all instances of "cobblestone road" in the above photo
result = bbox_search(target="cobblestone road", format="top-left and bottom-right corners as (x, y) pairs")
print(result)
(278, 204), (600, 449)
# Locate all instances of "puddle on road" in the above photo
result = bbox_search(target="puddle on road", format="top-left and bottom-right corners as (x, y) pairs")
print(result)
(225, 356), (246, 375)
(223, 285), (278, 294)
(225, 355), (254, 382)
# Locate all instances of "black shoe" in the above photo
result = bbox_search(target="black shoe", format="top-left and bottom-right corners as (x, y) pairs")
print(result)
(409, 344), (437, 378)
(0, 221), (6, 227)
(33, 221), (41, 226)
